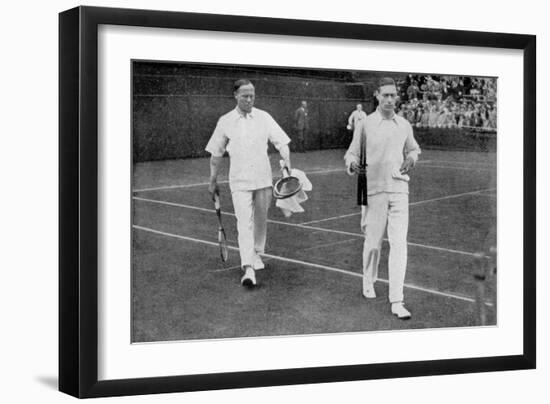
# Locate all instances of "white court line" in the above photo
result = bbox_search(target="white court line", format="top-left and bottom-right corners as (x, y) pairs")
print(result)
(133, 167), (345, 193)
(301, 237), (359, 252)
(134, 196), (215, 213)
(408, 187), (497, 206)
(133, 162), (495, 193)
(133, 196), (485, 258)
(300, 211), (360, 225)
(422, 160), (496, 168)
(133, 224), (482, 304)
(420, 164), (494, 172)
(133, 180), (230, 193)
(300, 187), (496, 225)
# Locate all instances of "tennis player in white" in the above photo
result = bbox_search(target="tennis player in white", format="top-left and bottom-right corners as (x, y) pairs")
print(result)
(206, 79), (291, 287)
(344, 77), (421, 319)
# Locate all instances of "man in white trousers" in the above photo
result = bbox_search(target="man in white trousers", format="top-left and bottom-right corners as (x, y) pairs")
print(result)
(206, 79), (291, 287)
(344, 77), (421, 319)
(347, 103), (367, 132)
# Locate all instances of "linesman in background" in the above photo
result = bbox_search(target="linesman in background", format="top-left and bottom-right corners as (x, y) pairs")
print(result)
(206, 79), (292, 287)
(347, 103), (367, 133)
(293, 100), (309, 152)
(344, 77), (421, 319)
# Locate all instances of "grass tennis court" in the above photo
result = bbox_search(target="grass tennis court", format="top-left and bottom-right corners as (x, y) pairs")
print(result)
(131, 148), (497, 343)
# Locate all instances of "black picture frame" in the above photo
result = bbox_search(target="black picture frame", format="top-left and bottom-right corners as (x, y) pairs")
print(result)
(59, 5), (536, 399)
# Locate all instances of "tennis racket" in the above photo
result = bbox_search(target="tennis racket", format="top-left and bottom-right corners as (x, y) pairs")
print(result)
(357, 128), (368, 206)
(273, 166), (302, 199)
(212, 190), (229, 262)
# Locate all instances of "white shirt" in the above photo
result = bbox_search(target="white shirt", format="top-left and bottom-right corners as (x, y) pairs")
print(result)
(205, 107), (291, 192)
(344, 109), (421, 195)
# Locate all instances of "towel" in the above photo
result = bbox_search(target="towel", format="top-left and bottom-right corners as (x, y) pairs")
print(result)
(275, 162), (312, 217)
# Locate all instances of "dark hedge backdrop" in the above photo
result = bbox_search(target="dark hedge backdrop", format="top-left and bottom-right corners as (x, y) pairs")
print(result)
(132, 62), (495, 162)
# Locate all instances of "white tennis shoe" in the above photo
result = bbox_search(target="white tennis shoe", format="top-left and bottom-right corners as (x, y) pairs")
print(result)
(253, 256), (265, 270)
(241, 266), (256, 287)
(391, 302), (411, 320)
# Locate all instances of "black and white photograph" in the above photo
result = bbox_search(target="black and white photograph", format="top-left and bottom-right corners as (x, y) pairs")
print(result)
(51, 2), (539, 401)
(131, 61), (498, 343)
(3, 0), (547, 403)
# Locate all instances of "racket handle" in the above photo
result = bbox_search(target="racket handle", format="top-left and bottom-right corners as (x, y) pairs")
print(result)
(357, 172), (368, 206)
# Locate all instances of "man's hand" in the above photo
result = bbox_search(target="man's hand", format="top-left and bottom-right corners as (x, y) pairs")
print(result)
(346, 161), (365, 176)
(350, 161), (360, 173)
(283, 159), (292, 172)
(208, 179), (219, 196)
(400, 156), (415, 174)
(279, 145), (291, 172)
(208, 155), (222, 195)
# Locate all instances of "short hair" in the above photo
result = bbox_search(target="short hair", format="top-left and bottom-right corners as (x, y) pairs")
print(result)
(233, 79), (253, 93)
(377, 77), (396, 89)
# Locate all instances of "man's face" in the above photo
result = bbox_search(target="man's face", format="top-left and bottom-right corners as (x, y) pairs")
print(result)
(356, 104), (363, 111)
(301, 101), (307, 109)
(234, 84), (255, 113)
(376, 85), (398, 112)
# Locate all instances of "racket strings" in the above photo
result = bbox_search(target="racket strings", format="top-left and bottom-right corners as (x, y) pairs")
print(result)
(214, 192), (229, 262)
(218, 228), (228, 261)
(278, 178), (300, 195)
(274, 176), (302, 199)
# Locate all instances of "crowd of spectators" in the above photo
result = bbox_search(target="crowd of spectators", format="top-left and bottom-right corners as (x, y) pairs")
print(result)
(394, 75), (497, 130)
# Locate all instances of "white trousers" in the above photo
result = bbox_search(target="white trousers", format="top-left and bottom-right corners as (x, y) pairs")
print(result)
(231, 187), (272, 268)
(361, 192), (409, 303)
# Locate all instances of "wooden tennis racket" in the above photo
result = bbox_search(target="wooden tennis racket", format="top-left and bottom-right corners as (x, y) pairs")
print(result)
(212, 190), (229, 262)
(357, 128), (368, 206)
(273, 166), (302, 199)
